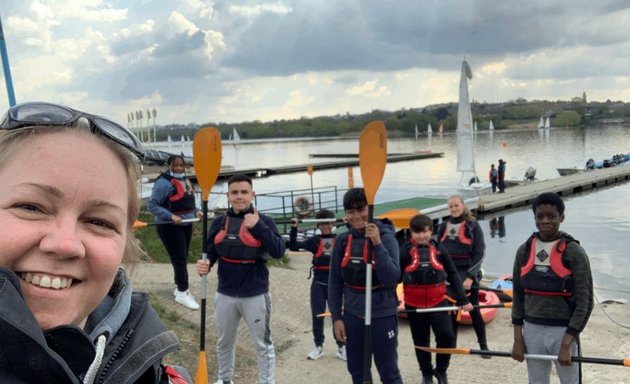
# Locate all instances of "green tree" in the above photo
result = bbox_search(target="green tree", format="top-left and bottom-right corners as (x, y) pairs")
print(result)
(554, 111), (581, 127)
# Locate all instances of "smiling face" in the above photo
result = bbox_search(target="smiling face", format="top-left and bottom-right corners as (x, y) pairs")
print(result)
(227, 180), (255, 213)
(345, 205), (369, 231)
(534, 204), (564, 241)
(447, 197), (465, 218)
(411, 227), (432, 246)
(0, 131), (129, 330)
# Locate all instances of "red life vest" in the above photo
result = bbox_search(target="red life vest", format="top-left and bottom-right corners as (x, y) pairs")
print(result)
(214, 216), (265, 264)
(160, 173), (196, 214)
(313, 236), (334, 271)
(520, 235), (573, 297)
(340, 235), (384, 291)
(402, 240), (447, 308)
(439, 221), (473, 267)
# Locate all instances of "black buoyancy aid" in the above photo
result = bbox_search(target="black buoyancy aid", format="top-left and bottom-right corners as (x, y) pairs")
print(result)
(520, 234), (574, 297)
(402, 240), (447, 308)
(160, 173), (196, 214)
(439, 221), (473, 267)
(313, 236), (334, 271)
(214, 216), (266, 264)
(340, 235), (384, 291)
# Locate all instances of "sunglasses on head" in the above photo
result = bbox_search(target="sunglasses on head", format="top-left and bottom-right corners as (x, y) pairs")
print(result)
(0, 102), (145, 159)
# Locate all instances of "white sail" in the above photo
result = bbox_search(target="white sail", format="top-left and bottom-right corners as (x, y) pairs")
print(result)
(414, 124), (419, 141)
(489, 120), (494, 130)
(474, 121), (478, 132)
(456, 60), (476, 174)
(544, 117), (551, 129)
(232, 127), (241, 143)
(439, 121), (444, 134)
(428, 123), (433, 134)
(538, 117), (545, 129)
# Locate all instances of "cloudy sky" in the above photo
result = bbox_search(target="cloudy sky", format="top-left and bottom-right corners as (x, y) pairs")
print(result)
(1, 1), (629, 126)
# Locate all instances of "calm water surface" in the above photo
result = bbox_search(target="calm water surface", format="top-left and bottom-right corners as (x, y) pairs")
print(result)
(152, 125), (630, 301)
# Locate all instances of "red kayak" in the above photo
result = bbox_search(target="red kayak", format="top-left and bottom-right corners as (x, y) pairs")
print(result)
(458, 290), (500, 325)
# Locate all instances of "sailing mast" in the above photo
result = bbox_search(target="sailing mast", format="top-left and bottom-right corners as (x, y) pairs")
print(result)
(456, 60), (476, 185)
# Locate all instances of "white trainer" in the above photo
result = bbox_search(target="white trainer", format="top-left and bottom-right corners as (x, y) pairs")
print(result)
(307, 345), (324, 360)
(174, 290), (199, 310)
(213, 380), (234, 384)
(173, 287), (178, 297)
(336, 345), (347, 361)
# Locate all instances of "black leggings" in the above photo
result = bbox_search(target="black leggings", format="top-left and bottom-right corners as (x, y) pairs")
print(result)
(157, 223), (193, 292)
(452, 282), (487, 346)
(407, 303), (455, 376)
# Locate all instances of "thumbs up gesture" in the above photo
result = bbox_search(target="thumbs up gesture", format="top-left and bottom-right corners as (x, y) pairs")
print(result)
(244, 208), (260, 229)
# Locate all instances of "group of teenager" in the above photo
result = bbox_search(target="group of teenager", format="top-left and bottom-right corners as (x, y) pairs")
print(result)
(0, 101), (592, 384)
(287, 190), (591, 384)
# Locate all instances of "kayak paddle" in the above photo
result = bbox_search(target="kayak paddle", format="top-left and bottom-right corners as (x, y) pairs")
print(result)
(316, 302), (511, 318)
(132, 218), (199, 230)
(415, 347), (630, 367)
(193, 127), (222, 384)
(358, 121), (388, 384)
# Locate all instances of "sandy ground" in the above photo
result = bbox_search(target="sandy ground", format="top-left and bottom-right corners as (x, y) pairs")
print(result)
(131, 254), (630, 384)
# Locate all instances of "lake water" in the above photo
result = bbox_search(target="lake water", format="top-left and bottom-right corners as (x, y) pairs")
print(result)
(147, 125), (630, 302)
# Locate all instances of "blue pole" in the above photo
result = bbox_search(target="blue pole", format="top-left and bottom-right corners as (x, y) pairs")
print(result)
(0, 15), (17, 107)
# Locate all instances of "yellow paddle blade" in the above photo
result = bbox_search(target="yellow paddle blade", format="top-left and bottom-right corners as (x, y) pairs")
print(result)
(359, 121), (387, 205)
(377, 208), (420, 229)
(194, 351), (208, 384)
(193, 127), (222, 202)
(132, 220), (148, 230)
(415, 346), (471, 355)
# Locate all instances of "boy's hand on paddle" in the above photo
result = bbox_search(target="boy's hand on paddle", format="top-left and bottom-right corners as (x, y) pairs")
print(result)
(244, 208), (260, 229)
(365, 223), (381, 246)
(558, 334), (575, 366)
(196, 259), (210, 276)
(333, 320), (347, 342)
(512, 334), (526, 362)
(171, 214), (183, 225)
(460, 303), (473, 312)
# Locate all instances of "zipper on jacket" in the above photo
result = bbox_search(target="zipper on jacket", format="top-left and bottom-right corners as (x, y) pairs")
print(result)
(96, 329), (135, 384)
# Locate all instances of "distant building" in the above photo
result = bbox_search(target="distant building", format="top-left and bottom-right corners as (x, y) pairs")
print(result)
(583, 91), (587, 103)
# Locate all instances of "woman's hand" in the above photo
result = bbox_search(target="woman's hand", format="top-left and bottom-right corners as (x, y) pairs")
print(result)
(171, 214), (183, 224)
(196, 259), (210, 275)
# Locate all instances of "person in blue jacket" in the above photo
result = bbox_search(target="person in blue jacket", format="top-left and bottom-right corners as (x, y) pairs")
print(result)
(289, 209), (346, 361)
(147, 154), (203, 310)
(196, 174), (285, 384)
(328, 188), (402, 384)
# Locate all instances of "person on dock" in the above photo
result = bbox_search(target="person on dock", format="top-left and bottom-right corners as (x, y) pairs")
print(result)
(511, 192), (593, 384)
(289, 209), (346, 361)
(488, 163), (498, 193)
(497, 159), (507, 193)
(328, 188), (403, 384)
(0, 102), (191, 383)
(400, 214), (472, 384)
(147, 154), (204, 310)
(196, 174), (285, 384)
(436, 195), (490, 355)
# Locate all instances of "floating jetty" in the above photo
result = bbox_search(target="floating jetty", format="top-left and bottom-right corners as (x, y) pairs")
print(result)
(144, 151), (443, 182)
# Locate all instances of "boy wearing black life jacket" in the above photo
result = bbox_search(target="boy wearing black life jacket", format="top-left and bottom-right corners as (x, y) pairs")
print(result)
(328, 188), (403, 384)
(289, 209), (347, 361)
(400, 214), (472, 384)
(196, 174), (285, 384)
(511, 192), (593, 384)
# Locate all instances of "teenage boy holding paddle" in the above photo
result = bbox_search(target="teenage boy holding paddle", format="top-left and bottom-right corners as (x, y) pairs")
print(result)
(196, 174), (285, 384)
(328, 188), (403, 384)
(511, 192), (593, 383)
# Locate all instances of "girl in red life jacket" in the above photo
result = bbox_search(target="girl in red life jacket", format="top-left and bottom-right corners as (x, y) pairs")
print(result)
(288, 209), (346, 361)
(400, 214), (472, 384)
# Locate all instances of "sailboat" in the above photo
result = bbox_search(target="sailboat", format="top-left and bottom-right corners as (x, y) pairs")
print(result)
(544, 117), (551, 129)
(537, 117), (545, 129)
(414, 124), (419, 141)
(456, 60), (491, 195)
(489, 120), (494, 131)
(427, 123), (433, 135)
(232, 127), (241, 142)
(474, 121), (478, 132)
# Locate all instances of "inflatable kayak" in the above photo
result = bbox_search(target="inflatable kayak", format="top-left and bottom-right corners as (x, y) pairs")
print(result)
(458, 290), (500, 325)
(488, 274), (514, 302)
(397, 284), (500, 324)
